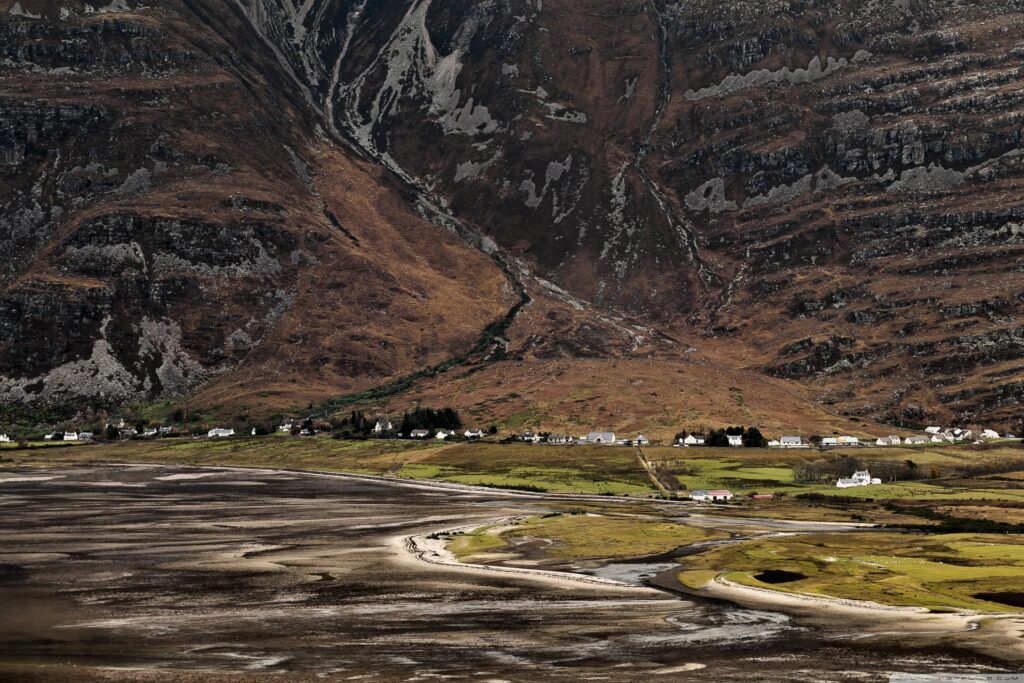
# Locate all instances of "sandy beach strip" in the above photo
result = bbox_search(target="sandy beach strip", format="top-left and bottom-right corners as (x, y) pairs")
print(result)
(702, 574), (1024, 660)
(392, 518), (667, 596)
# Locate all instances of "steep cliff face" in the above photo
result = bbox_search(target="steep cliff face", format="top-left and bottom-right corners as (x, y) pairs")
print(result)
(0, 0), (514, 412)
(4, 0), (1024, 426)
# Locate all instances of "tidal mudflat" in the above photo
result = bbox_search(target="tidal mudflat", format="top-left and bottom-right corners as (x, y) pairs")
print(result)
(0, 465), (1014, 681)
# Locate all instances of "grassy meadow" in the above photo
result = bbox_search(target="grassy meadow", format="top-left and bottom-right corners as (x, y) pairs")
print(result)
(450, 512), (723, 562)
(677, 532), (1024, 613)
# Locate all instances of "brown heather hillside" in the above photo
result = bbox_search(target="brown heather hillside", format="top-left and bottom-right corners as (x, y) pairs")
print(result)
(3, 0), (1024, 432)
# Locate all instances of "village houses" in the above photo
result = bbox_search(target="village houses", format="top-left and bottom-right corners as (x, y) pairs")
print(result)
(464, 428), (485, 439)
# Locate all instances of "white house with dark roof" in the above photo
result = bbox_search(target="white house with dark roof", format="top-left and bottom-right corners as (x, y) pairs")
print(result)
(779, 436), (803, 448)
(683, 434), (705, 446)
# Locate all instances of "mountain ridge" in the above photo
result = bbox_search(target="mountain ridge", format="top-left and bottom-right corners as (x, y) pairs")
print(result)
(4, 0), (1024, 432)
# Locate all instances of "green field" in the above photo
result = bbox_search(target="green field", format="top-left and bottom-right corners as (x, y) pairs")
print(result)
(678, 531), (1024, 612)
(5, 437), (1024, 506)
(451, 512), (722, 562)
(398, 442), (654, 494)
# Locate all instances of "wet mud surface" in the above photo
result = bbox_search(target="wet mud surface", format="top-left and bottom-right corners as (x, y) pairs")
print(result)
(0, 465), (1011, 681)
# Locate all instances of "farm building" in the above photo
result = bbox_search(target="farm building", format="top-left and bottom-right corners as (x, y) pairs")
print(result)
(587, 432), (616, 444)
(690, 490), (733, 502)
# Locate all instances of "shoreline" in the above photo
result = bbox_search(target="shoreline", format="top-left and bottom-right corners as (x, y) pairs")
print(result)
(17, 461), (1024, 662)
(698, 574), (1024, 661)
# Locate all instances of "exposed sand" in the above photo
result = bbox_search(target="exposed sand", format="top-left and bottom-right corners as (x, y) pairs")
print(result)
(702, 575), (1024, 661)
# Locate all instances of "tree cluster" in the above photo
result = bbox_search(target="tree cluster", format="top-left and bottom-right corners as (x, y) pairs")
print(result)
(399, 407), (462, 434)
(704, 426), (768, 448)
(793, 456), (932, 484)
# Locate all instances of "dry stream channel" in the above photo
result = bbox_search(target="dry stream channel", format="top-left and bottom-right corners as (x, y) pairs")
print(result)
(0, 465), (1015, 681)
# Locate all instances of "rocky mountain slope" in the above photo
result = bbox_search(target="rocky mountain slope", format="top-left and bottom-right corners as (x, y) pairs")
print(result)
(3, 0), (1024, 429)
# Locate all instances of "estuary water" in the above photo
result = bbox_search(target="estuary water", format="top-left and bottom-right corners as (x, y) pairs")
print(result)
(0, 465), (1008, 681)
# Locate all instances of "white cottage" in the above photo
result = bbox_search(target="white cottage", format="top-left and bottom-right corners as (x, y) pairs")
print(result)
(982, 429), (1000, 440)
(836, 470), (882, 488)
(410, 429), (430, 439)
(587, 432), (616, 445)
(875, 435), (902, 446)
(63, 432), (79, 442)
(690, 489), (733, 502)
(0, 434), (9, 443)
(780, 436), (803, 448)
(435, 429), (452, 440)
(683, 434), (705, 446)
(727, 434), (743, 447)
(208, 428), (235, 438)
(635, 435), (650, 445)
(464, 429), (485, 439)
